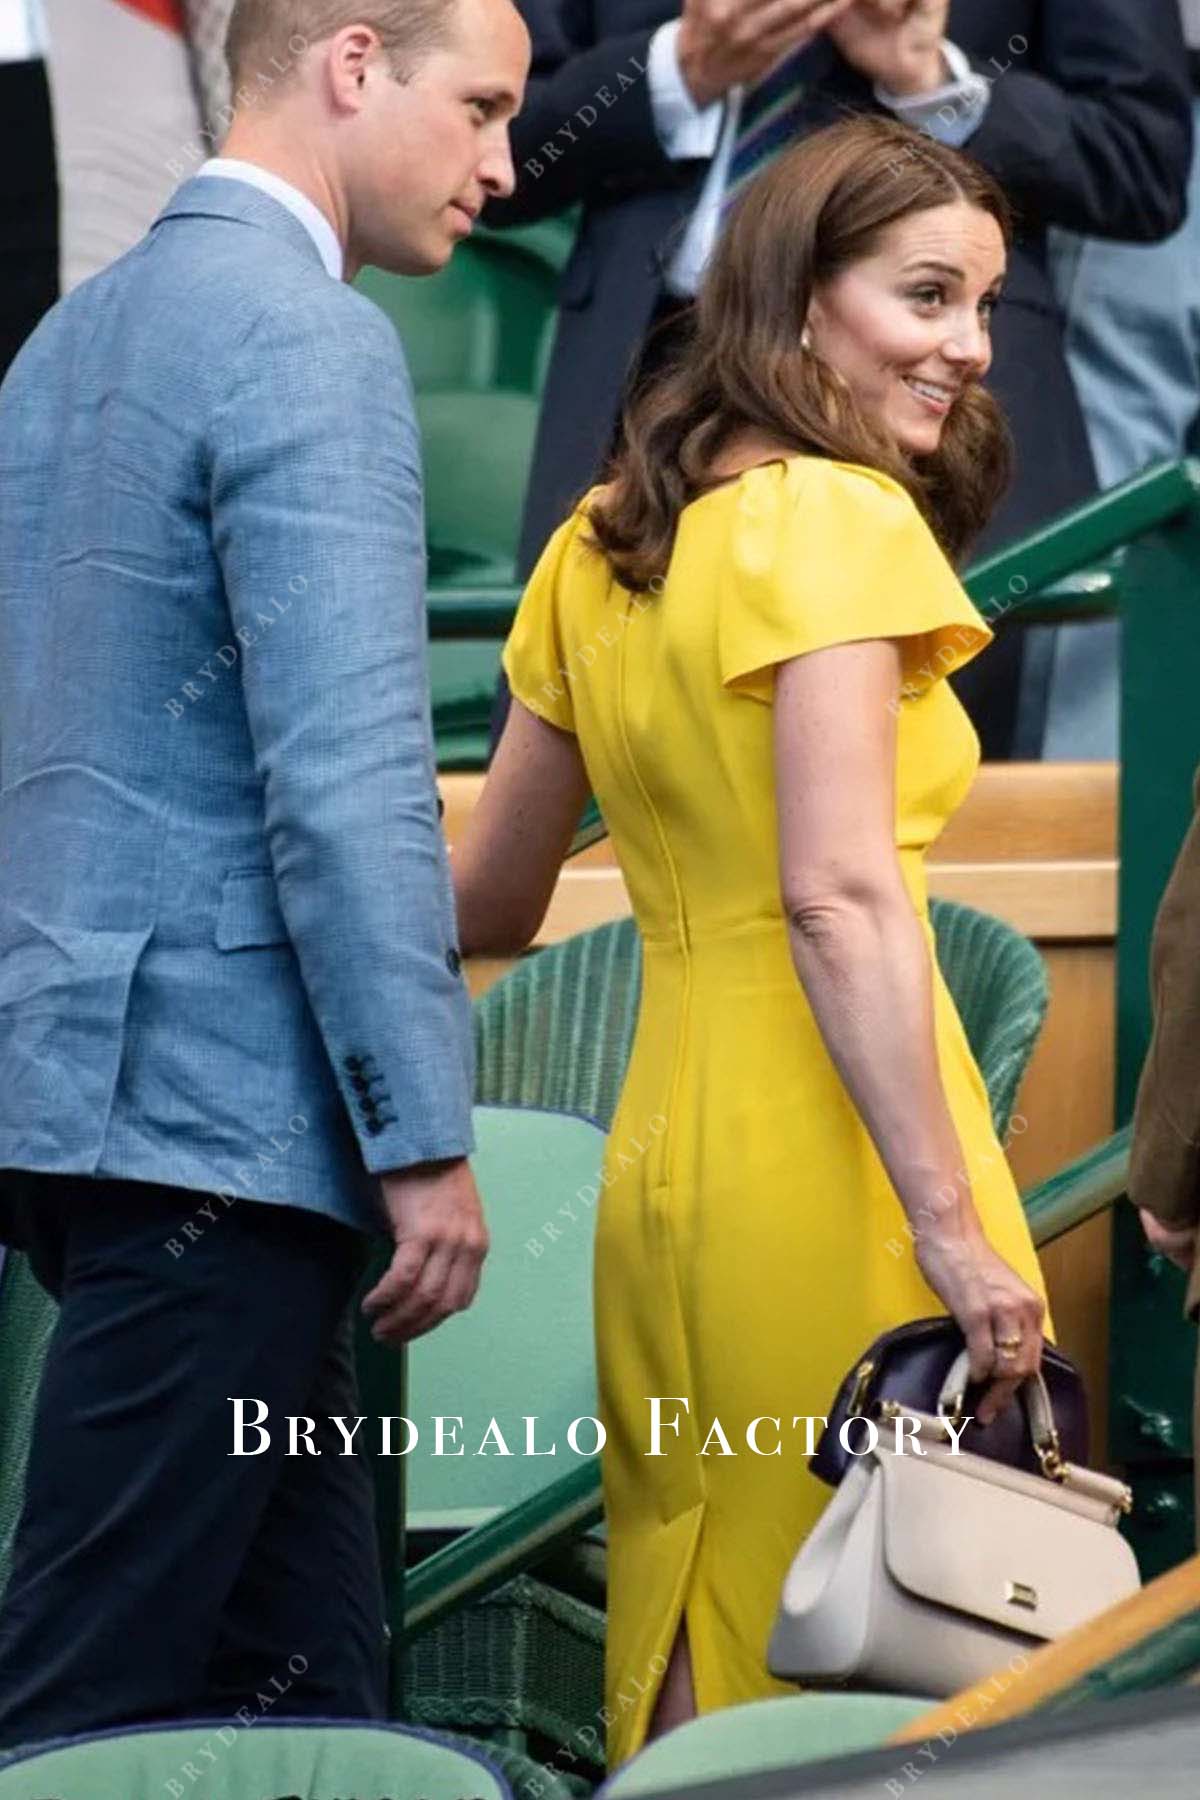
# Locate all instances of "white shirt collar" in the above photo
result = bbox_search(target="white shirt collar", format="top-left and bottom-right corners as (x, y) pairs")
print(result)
(0, 0), (47, 62)
(198, 158), (345, 281)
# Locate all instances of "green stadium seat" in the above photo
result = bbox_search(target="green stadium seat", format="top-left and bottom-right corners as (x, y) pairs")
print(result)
(596, 1692), (934, 1796)
(407, 1105), (605, 1527)
(357, 216), (578, 760)
(402, 1106), (607, 1778)
(428, 638), (504, 770)
(356, 218), (576, 396)
(418, 388), (541, 586)
(0, 1718), (515, 1798)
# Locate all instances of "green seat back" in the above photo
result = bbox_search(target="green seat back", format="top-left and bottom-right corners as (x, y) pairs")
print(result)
(473, 900), (1047, 1142)
(473, 924), (642, 1130)
(418, 388), (541, 586)
(406, 1105), (605, 1527)
(355, 219), (575, 396)
(927, 897), (1049, 1135)
(0, 1719), (511, 1798)
(429, 639), (504, 770)
(597, 1692), (932, 1796)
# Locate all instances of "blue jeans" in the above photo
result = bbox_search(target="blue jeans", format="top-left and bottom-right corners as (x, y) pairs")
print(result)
(1044, 98), (1200, 758)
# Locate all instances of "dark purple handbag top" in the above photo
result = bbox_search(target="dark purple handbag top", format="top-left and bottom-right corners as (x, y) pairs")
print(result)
(810, 1316), (1089, 1487)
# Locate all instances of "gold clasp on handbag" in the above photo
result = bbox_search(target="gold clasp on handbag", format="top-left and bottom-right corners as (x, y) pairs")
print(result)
(848, 1359), (875, 1416)
(937, 1390), (967, 1429)
(1035, 1427), (1066, 1482)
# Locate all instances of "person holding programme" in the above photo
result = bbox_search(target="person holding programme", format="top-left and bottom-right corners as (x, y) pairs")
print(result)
(0, 0), (528, 1749)
(454, 116), (1049, 1770)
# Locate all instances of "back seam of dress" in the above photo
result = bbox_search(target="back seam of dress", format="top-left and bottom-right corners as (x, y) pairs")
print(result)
(614, 615), (691, 1194)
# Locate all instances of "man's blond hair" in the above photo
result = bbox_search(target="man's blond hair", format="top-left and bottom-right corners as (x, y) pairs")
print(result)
(225, 1), (458, 91)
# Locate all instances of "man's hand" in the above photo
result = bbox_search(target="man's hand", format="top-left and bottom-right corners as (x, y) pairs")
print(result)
(826, 0), (951, 96)
(1139, 1207), (1198, 1274)
(362, 1158), (490, 1346)
(677, 0), (859, 111)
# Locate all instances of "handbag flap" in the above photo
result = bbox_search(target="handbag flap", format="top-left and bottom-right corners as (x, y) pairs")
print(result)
(878, 1448), (1140, 1641)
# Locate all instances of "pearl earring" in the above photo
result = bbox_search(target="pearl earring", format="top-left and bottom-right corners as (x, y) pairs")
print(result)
(800, 326), (813, 352)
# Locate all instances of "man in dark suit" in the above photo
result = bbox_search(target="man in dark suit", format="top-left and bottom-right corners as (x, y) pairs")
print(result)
(488, 0), (1191, 756)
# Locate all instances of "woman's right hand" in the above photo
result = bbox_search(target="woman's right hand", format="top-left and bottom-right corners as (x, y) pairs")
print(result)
(914, 1223), (1046, 1425)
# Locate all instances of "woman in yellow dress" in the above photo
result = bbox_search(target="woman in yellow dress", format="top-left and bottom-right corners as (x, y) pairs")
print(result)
(453, 115), (1049, 1772)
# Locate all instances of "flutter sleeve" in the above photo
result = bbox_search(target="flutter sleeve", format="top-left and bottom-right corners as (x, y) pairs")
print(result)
(500, 510), (583, 734)
(717, 457), (993, 705)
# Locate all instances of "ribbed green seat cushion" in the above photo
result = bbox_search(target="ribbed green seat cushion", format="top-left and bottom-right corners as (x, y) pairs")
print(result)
(598, 1692), (933, 1796)
(0, 1719), (512, 1798)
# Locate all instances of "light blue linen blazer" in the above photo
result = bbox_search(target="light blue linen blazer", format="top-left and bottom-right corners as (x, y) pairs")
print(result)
(0, 176), (475, 1234)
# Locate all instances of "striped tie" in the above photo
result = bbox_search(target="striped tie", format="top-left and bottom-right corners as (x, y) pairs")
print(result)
(724, 50), (815, 211)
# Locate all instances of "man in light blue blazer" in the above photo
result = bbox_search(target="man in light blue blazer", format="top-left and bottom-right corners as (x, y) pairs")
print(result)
(0, 0), (529, 1748)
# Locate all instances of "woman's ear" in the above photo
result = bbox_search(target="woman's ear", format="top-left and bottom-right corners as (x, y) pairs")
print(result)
(802, 291), (828, 351)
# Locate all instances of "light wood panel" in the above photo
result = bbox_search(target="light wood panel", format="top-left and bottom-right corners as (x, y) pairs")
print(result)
(934, 761), (1117, 863)
(445, 763), (1121, 941)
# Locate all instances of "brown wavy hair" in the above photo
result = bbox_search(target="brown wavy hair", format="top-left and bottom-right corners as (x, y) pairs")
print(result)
(587, 114), (1014, 592)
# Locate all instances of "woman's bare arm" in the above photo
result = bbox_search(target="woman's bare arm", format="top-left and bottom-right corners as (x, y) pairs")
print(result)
(452, 699), (592, 956)
(773, 640), (1044, 1415)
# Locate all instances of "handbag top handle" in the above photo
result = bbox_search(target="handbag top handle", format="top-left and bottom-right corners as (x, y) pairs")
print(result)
(937, 1352), (1064, 1480)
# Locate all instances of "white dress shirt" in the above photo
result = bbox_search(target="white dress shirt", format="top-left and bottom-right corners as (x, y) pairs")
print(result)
(647, 20), (991, 297)
(0, 0), (47, 63)
(198, 157), (345, 280)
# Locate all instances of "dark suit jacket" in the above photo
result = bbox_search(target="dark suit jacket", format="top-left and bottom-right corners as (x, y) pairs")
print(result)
(1130, 766), (1200, 1323)
(490, 0), (1191, 584)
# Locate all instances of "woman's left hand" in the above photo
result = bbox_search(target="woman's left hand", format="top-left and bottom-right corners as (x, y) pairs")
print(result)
(825, 0), (952, 95)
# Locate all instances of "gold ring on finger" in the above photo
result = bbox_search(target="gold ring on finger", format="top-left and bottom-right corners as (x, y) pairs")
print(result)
(995, 1334), (1022, 1350)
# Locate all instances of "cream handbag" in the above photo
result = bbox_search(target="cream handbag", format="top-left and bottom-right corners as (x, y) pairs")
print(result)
(768, 1350), (1142, 1697)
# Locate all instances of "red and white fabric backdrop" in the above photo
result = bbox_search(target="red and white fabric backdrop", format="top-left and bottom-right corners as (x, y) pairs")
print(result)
(43, 0), (232, 290)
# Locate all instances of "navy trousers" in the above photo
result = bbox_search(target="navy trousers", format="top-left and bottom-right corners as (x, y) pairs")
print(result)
(0, 1174), (388, 1751)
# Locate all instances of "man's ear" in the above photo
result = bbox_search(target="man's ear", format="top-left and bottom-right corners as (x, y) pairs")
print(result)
(326, 24), (379, 109)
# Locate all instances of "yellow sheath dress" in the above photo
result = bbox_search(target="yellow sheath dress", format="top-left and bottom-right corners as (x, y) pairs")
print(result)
(501, 455), (1051, 1772)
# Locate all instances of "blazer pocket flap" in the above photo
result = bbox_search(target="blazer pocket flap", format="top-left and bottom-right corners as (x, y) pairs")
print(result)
(0, 914), (154, 1014)
(215, 870), (288, 950)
